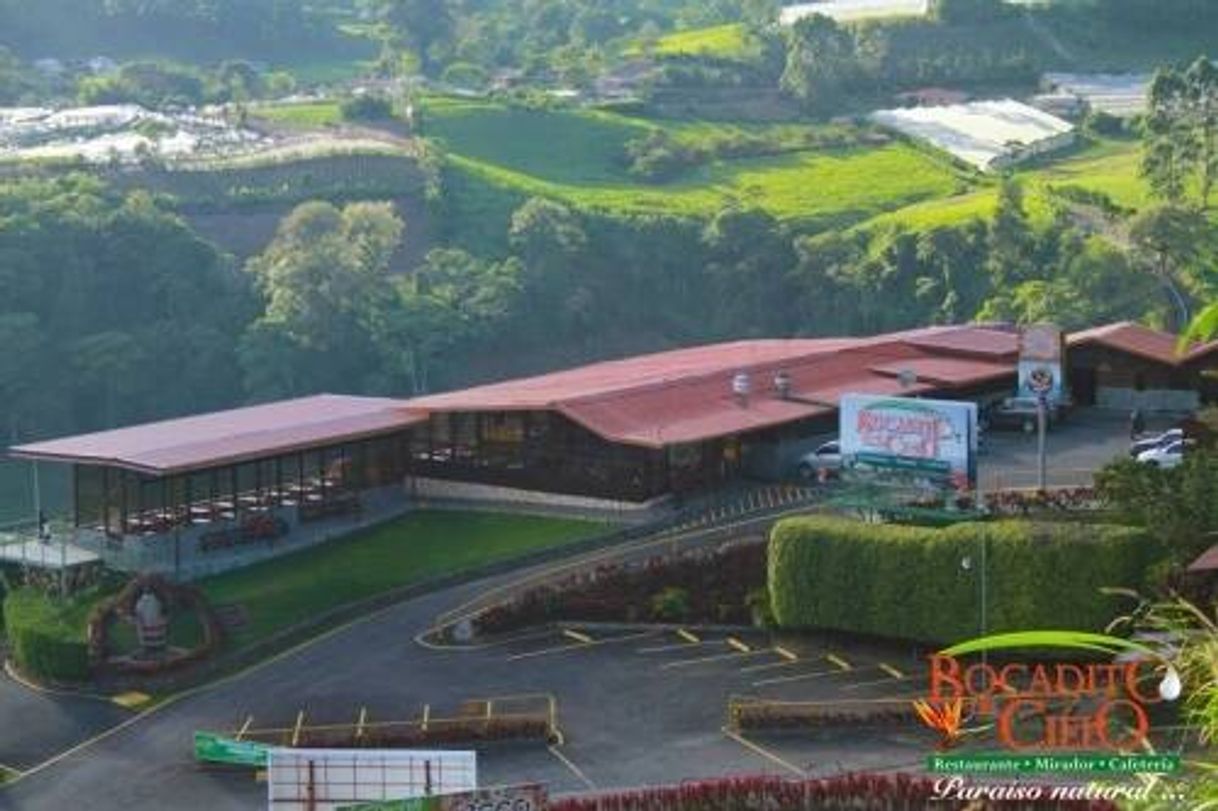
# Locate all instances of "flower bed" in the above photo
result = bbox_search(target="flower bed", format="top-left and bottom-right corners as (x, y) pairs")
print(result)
(472, 539), (767, 636)
(549, 774), (1117, 811)
(983, 487), (1101, 516)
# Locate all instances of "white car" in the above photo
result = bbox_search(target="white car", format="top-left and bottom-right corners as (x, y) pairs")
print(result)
(1137, 440), (1187, 469)
(1130, 428), (1183, 458)
(796, 440), (842, 480)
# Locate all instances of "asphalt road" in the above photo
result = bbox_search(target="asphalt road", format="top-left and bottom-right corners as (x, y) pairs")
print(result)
(0, 676), (130, 772)
(0, 561), (926, 810)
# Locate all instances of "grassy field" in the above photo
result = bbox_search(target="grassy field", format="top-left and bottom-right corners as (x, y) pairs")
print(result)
(199, 510), (604, 645)
(425, 98), (969, 227)
(848, 138), (1149, 235)
(254, 101), (345, 129)
(634, 23), (754, 60)
(1027, 138), (1148, 210)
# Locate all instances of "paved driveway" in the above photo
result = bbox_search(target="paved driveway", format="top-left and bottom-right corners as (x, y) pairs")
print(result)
(0, 676), (130, 773)
(0, 564), (926, 810)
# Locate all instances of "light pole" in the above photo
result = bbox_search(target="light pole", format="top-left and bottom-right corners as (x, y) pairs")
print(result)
(961, 538), (988, 668)
(1036, 393), (1048, 491)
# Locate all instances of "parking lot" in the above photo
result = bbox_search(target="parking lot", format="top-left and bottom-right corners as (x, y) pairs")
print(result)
(0, 568), (938, 810)
(979, 407), (1167, 490)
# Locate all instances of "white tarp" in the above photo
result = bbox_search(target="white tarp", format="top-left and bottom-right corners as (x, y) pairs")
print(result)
(780, 0), (928, 24)
(267, 749), (477, 811)
(869, 99), (1075, 171)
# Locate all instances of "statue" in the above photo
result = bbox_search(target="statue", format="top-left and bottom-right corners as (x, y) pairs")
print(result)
(134, 589), (167, 655)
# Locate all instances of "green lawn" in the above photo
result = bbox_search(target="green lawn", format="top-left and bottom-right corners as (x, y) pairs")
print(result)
(254, 101), (344, 129)
(199, 510), (604, 645)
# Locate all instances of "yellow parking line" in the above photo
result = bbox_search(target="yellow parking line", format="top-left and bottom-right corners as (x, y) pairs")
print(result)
(726, 636), (751, 653)
(676, 628), (701, 644)
(506, 630), (654, 661)
(826, 653), (852, 671)
(880, 663), (905, 680)
(774, 646), (798, 662)
(548, 745), (596, 790)
(740, 657), (802, 674)
(562, 629), (595, 645)
(661, 647), (777, 670)
(290, 710), (305, 748)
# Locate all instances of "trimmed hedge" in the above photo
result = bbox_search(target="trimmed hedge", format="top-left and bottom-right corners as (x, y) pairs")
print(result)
(769, 517), (1158, 644)
(4, 588), (91, 682)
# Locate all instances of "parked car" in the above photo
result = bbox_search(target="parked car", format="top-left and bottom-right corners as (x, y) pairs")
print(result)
(1129, 428), (1184, 458)
(1136, 440), (1188, 469)
(795, 440), (842, 480)
(986, 397), (1065, 432)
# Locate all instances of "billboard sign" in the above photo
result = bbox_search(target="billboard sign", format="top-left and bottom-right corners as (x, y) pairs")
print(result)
(340, 784), (548, 811)
(1017, 324), (1066, 403)
(840, 394), (977, 486)
(268, 749), (477, 811)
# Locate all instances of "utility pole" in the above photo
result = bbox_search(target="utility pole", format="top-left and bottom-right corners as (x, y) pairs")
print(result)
(1036, 393), (1048, 491)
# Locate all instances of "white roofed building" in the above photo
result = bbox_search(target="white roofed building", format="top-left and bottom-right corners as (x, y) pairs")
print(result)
(869, 98), (1076, 172)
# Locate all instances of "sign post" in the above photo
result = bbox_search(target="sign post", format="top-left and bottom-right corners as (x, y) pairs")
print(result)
(192, 732), (270, 768)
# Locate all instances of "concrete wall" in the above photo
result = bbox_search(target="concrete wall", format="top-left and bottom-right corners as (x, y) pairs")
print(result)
(407, 476), (670, 524)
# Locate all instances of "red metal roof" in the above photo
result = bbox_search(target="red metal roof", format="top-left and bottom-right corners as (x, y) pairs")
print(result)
(1188, 543), (1218, 573)
(404, 326), (1018, 448)
(9, 395), (425, 475)
(20, 322), (1158, 471)
(869, 357), (1015, 387)
(1067, 321), (1218, 366)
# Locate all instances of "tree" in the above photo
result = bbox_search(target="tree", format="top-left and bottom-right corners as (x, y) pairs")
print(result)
(741, 0), (780, 33)
(1185, 56), (1218, 209)
(508, 198), (591, 339)
(1129, 205), (1206, 330)
(930, 0), (1009, 24)
(985, 178), (1035, 288)
(243, 201), (403, 395)
(369, 249), (522, 394)
(1143, 57), (1218, 209)
(780, 15), (861, 111)
(363, 0), (455, 75)
(701, 207), (795, 334)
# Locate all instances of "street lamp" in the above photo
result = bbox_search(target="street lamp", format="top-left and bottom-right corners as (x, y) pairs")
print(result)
(960, 538), (988, 668)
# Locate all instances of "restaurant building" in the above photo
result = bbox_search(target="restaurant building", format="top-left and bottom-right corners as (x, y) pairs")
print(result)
(9, 321), (1217, 578)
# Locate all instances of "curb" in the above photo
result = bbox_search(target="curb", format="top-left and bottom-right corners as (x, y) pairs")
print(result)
(3, 660), (117, 706)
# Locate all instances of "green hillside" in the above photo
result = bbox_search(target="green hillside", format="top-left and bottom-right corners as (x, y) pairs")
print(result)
(424, 98), (970, 230)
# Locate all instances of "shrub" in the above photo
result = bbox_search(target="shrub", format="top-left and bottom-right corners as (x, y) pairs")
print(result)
(768, 516), (1158, 644)
(650, 587), (690, 621)
(340, 93), (394, 122)
(5, 588), (90, 682)
(472, 540), (766, 635)
(1096, 453), (1218, 562)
